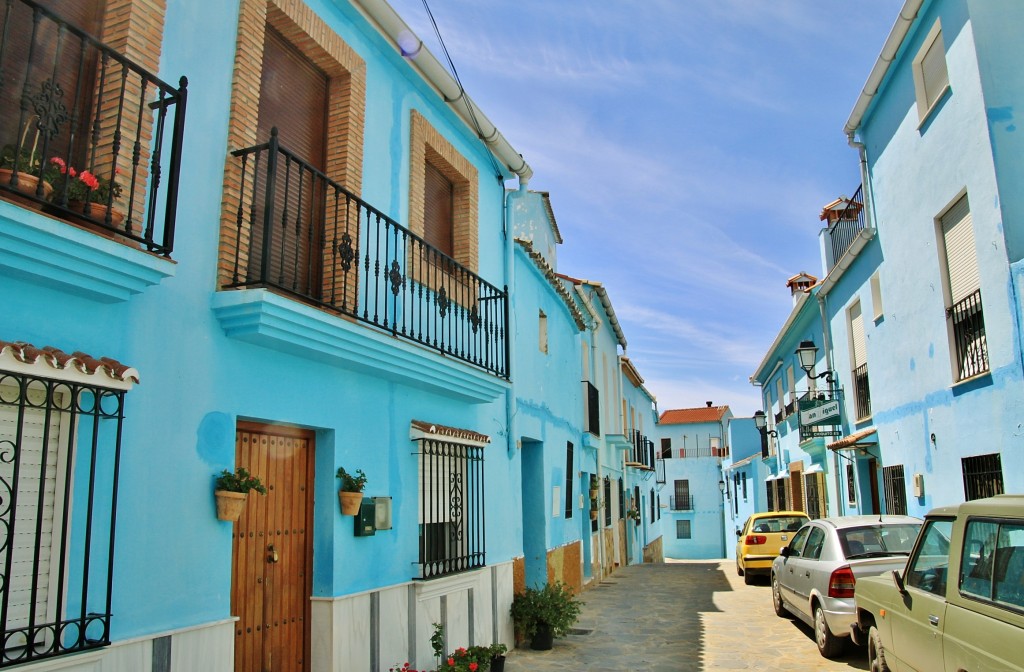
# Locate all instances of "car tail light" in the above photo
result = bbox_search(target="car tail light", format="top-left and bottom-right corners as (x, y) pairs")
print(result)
(745, 535), (767, 545)
(828, 565), (856, 598)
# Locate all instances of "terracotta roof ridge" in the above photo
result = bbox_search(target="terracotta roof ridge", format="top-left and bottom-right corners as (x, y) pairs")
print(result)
(0, 340), (139, 385)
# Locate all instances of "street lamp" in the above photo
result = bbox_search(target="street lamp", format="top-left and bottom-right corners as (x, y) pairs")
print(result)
(752, 410), (778, 438)
(795, 340), (834, 384)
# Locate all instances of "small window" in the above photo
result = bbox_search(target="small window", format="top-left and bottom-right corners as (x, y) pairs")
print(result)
(912, 19), (949, 122)
(660, 437), (671, 459)
(539, 310), (548, 354)
(846, 463), (857, 505)
(676, 519), (691, 539)
(962, 453), (1004, 501)
(563, 442), (574, 518)
(870, 272), (884, 321)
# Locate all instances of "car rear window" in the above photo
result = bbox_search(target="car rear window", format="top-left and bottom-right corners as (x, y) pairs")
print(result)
(751, 516), (806, 533)
(839, 524), (920, 558)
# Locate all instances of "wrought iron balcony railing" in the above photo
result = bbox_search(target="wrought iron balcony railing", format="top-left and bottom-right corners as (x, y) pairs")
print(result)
(226, 130), (509, 378)
(0, 0), (187, 256)
(853, 363), (871, 420)
(669, 495), (694, 511)
(629, 429), (654, 469)
(825, 185), (866, 271)
(947, 288), (988, 381)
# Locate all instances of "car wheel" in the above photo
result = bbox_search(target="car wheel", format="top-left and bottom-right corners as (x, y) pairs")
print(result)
(743, 569), (754, 585)
(771, 573), (790, 618)
(868, 625), (890, 672)
(736, 561), (744, 577)
(814, 604), (845, 659)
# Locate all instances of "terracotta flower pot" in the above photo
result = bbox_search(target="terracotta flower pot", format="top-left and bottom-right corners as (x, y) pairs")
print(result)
(338, 490), (363, 516)
(68, 200), (125, 227)
(0, 168), (52, 207)
(215, 490), (248, 522)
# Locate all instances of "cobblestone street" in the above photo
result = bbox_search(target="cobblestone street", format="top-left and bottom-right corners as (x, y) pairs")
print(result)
(502, 560), (867, 672)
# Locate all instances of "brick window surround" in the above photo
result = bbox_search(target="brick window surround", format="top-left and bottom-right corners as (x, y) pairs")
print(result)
(218, 0), (366, 288)
(408, 109), (478, 274)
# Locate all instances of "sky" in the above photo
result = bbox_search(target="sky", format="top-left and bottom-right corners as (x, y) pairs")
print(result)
(385, 0), (903, 418)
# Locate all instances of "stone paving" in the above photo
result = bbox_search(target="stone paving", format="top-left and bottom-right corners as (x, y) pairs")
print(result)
(501, 560), (867, 672)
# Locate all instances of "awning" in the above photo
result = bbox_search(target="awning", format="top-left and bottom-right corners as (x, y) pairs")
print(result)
(828, 427), (878, 451)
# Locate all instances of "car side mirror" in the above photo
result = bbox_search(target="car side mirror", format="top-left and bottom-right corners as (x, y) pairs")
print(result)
(891, 569), (907, 595)
(779, 546), (792, 558)
(735, 529), (742, 537)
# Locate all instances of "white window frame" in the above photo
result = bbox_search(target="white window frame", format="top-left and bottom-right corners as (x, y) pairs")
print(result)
(870, 272), (884, 321)
(912, 19), (950, 124)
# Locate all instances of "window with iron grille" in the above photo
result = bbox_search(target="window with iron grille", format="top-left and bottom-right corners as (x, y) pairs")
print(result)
(846, 463), (857, 505)
(0, 370), (127, 667)
(564, 442), (574, 518)
(649, 487), (655, 522)
(672, 480), (691, 511)
(849, 300), (871, 419)
(962, 453), (1003, 501)
(416, 435), (485, 579)
(882, 464), (908, 516)
(939, 195), (988, 381)
(604, 477), (612, 527)
(804, 472), (827, 519)
(676, 519), (691, 540)
(618, 478), (624, 520)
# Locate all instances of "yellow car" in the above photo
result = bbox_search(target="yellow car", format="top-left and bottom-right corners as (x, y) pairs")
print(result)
(736, 511), (809, 585)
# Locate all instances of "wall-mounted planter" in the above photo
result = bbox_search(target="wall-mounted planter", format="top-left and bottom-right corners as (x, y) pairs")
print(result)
(339, 490), (363, 516)
(215, 490), (247, 522)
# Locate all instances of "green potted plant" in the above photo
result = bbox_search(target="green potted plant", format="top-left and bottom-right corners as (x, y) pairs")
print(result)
(510, 581), (583, 651)
(336, 466), (367, 515)
(0, 116), (54, 202)
(589, 474), (600, 499)
(48, 156), (125, 226)
(485, 642), (508, 672)
(214, 467), (267, 522)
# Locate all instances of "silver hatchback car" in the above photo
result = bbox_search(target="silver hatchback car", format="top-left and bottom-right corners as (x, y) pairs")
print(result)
(770, 515), (921, 659)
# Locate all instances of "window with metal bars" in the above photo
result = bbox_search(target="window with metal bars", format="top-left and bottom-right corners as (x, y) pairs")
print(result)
(604, 477), (612, 527)
(671, 480), (691, 511)
(0, 370), (126, 667)
(649, 487), (655, 522)
(846, 463), (857, 505)
(618, 478), (624, 520)
(939, 195), (989, 381)
(676, 519), (691, 539)
(564, 442), (574, 518)
(962, 453), (1004, 501)
(804, 472), (827, 520)
(416, 436), (485, 579)
(882, 464), (908, 516)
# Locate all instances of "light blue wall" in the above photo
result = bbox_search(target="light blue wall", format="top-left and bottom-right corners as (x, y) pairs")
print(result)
(2, 0), (523, 643)
(850, 0), (1024, 514)
(511, 194), (585, 576)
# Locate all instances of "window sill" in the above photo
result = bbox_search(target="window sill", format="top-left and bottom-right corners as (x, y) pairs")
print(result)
(916, 85), (951, 131)
(211, 288), (507, 404)
(0, 201), (175, 302)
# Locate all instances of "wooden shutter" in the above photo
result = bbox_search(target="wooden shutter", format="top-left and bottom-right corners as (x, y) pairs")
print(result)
(942, 195), (979, 304)
(850, 301), (867, 367)
(920, 35), (948, 109)
(252, 27), (327, 293)
(424, 162), (454, 256)
(0, 385), (66, 636)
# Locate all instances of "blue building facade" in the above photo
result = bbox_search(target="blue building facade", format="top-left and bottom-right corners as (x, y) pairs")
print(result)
(654, 405), (730, 559)
(0, 0), (535, 670)
(827, 0), (1024, 515)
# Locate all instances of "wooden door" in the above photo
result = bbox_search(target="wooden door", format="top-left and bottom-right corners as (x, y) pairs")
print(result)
(232, 423), (314, 672)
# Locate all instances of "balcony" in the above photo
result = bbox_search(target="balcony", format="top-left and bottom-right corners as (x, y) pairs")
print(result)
(669, 495), (694, 511)
(0, 0), (186, 257)
(224, 130), (509, 378)
(823, 185), (866, 272)
(626, 429), (655, 470)
(675, 445), (727, 459)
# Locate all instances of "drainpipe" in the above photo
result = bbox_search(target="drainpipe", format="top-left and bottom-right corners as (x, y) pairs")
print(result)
(504, 181), (527, 457)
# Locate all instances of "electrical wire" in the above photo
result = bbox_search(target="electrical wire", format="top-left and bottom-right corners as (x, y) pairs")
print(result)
(418, 0), (504, 182)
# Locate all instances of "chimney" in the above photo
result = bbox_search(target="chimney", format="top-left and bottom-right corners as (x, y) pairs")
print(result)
(706, 401), (712, 408)
(786, 272), (818, 304)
